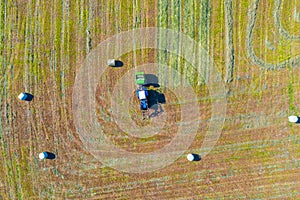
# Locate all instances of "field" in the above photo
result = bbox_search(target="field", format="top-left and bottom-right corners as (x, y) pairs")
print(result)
(0, 0), (300, 199)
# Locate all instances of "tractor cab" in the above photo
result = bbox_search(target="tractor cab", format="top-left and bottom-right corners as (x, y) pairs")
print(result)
(136, 87), (148, 100)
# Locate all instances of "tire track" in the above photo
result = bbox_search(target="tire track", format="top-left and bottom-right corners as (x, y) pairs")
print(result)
(246, 0), (300, 70)
(157, 0), (169, 86)
(0, 1), (31, 199)
(170, 0), (181, 87)
(0, 1), (10, 198)
(197, 0), (211, 84)
(274, 0), (300, 40)
(183, 0), (196, 86)
(224, 0), (234, 83)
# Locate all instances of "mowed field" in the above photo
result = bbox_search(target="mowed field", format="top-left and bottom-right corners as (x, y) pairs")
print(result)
(0, 0), (300, 199)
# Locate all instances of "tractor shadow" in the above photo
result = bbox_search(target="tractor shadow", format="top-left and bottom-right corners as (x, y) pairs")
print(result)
(108, 59), (123, 67)
(145, 74), (158, 84)
(143, 74), (160, 88)
(144, 74), (166, 118)
(147, 91), (166, 118)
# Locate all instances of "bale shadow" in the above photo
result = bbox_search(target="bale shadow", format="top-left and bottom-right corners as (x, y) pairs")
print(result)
(108, 60), (123, 67)
(114, 60), (123, 67)
(45, 152), (56, 160)
(191, 154), (201, 161)
(24, 93), (34, 101)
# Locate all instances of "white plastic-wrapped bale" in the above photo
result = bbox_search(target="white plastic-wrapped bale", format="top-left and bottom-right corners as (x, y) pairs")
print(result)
(288, 115), (298, 123)
(107, 59), (116, 67)
(39, 152), (48, 160)
(18, 92), (28, 100)
(39, 151), (56, 160)
(187, 154), (195, 161)
(187, 153), (201, 161)
(18, 92), (34, 101)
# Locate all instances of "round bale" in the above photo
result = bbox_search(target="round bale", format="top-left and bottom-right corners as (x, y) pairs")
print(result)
(18, 92), (28, 100)
(39, 152), (48, 160)
(107, 59), (116, 67)
(187, 154), (195, 161)
(288, 115), (298, 123)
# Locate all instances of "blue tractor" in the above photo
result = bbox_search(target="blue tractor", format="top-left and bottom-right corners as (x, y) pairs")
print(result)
(135, 72), (149, 119)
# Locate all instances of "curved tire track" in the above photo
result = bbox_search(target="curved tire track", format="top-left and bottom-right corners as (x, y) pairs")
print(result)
(246, 0), (300, 70)
(274, 0), (300, 40)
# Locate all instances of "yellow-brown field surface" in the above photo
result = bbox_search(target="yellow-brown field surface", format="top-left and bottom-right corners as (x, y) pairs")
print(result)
(0, 0), (299, 199)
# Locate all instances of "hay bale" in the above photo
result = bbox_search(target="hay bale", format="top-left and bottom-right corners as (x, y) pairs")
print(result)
(288, 115), (298, 123)
(18, 92), (34, 101)
(187, 154), (195, 161)
(18, 93), (27, 100)
(107, 59), (116, 67)
(39, 152), (48, 160)
(187, 153), (201, 161)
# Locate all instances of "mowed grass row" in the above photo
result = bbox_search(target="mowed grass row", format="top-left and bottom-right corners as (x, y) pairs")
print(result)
(0, 0), (299, 199)
(279, 0), (300, 41)
(251, 0), (297, 65)
(157, 0), (211, 89)
(0, 0), (101, 199)
(218, 0), (300, 198)
(0, 2), (28, 199)
(157, 0), (300, 199)
(1, 0), (89, 199)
